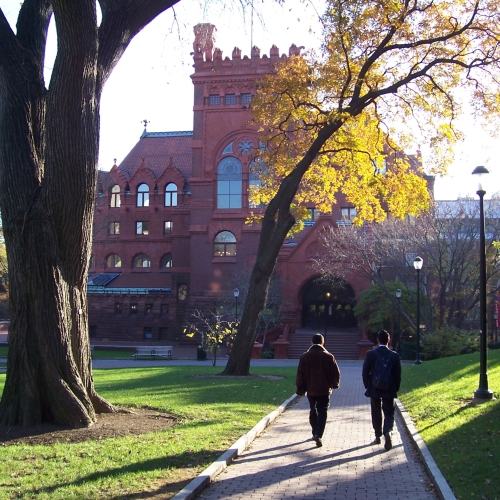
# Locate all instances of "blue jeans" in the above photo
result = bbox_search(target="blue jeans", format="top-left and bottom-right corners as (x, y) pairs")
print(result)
(307, 394), (330, 438)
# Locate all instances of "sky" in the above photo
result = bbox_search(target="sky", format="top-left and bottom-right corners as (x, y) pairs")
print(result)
(1, 0), (500, 201)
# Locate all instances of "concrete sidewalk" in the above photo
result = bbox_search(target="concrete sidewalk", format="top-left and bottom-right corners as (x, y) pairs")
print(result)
(184, 363), (453, 500)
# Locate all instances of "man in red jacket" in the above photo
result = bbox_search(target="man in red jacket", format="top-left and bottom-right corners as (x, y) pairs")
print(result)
(296, 333), (341, 447)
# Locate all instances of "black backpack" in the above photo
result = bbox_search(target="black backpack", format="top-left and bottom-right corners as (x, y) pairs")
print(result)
(371, 349), (392, 391)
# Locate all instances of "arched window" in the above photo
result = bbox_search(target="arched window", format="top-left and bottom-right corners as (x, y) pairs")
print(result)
(110, 184), (121, 208)
(105, 254), (122, 268)
(137, 184), (149, 207)
(249, 157), (266, 208)
(160, 253), (173, 268)
(217, 157), (242, 208)
(165, 183), (178, 207)
(214, 231), (237, 257)
(133, 253), (151, 268)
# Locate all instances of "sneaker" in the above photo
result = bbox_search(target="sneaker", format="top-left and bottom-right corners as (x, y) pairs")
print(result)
(373, 436), (381, 445)
(314, 435), (323, 447)
(384, 433), (392, 451)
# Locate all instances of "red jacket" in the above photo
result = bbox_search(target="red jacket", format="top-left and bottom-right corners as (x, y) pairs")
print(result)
(296, 344), (341, 397)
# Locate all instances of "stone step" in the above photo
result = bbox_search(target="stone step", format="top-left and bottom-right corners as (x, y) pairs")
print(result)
(288, 331), (362, 360)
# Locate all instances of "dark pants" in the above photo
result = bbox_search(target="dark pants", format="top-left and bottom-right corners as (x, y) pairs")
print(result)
(370, 397), (395, 436)
(307, 394), (330, 438)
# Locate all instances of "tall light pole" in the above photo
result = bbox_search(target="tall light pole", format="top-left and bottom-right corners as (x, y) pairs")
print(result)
(395, 288), (402, 351)
(325, 292), (331, 336)
(472, 166), (494, 400)
(233, 288), (240, 324)
(413, 257), (423, 365)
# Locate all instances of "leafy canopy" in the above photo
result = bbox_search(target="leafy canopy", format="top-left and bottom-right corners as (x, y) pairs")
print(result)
(250, 0), (500, 224)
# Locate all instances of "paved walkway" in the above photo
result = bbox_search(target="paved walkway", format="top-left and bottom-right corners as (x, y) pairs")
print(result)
(196, 363), (440, 500)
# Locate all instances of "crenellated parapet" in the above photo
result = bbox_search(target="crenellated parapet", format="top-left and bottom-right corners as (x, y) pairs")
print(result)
(191, 23), (303, 75)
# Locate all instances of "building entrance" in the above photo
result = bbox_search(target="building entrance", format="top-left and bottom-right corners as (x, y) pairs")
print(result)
(302, 278), (357, 330)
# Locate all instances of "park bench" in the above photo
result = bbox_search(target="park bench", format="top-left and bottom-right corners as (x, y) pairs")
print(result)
(132, 346), (172, 360)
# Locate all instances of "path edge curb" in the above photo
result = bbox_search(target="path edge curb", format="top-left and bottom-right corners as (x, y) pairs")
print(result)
(170, 393), (300, 500)
(396, 399), (457, 500)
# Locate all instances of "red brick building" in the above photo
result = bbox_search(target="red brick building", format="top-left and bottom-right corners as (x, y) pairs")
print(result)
(88, 24), (433, 356)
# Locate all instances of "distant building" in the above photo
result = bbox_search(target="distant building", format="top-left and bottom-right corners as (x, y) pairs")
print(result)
(88, 24), (434, 356)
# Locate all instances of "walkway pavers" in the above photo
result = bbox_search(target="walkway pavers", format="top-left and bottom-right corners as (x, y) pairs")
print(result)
(197, 364), (438, 500)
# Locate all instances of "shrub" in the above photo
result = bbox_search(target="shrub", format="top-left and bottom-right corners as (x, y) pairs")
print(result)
(422, 327), (479, 360)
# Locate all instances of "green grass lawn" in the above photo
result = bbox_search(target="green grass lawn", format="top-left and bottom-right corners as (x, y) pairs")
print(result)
(0, 366), (297, 499)
(0, 346), (138, 360)
(399, 349), (500, 499)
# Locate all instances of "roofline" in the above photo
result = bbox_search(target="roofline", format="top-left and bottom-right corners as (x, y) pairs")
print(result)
(140, 131), (193, 138)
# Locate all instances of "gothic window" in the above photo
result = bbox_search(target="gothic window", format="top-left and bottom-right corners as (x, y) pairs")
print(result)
(222, 142), (233, 155)
(238, 139), (253, 154)
(110, 184), (121, 208)
(249, 157), (266, 208)
(241, 93), (252, 104)
(209, 94), (220, 106)
(137, 183), (149, 207)
(214, 231), (237, 257)
(105, 254), (122, 268)
(133, 253), (151, 268)
(165, 183), (178, 207)
(217, 157), (242, 209)
(160, 253), (173, 268)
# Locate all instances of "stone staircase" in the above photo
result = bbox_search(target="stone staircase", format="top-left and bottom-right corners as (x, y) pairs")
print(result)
(287, 328), (364, 360)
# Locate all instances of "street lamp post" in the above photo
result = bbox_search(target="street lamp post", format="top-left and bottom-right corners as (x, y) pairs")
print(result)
(494, 310), (498, 344)
(413, 257), (423, 365)
(233, 288), (240, 324)
(471, 166), (494, 400)
(395, 288), (402, 351)
(325, 292), (331, 336)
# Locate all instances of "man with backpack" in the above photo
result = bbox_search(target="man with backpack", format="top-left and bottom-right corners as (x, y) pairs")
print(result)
(362, 329), (401, 451)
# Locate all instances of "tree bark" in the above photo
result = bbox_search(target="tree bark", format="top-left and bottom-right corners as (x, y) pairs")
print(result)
(222, 125), (341, 375)
(0, 0), (180, 427)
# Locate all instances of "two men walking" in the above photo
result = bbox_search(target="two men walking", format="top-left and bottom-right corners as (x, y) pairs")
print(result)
(296, 329), (401, 451)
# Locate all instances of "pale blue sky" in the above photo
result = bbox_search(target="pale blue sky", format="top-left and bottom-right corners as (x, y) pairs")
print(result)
(1, 0), (499, 200)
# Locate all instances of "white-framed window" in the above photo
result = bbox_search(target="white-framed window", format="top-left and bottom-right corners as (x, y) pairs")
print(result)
(241, 93), (252, 104)
(225, 94), (236, 105)
(214, 231), (237, 257)
(133, 253), (151, 268)
(136, 221), (149, 235)
(137, 183), (149, 207)
(217, 157), (242, 209)
(164, 221), (173, 234)
(105, 254), (122, 268)
(165, 183), (178, 207)
(109, 222), (120, 235)
(341, 207), (357, 220)
(110, 184), (121, 208)
(160, 253), (173, 268)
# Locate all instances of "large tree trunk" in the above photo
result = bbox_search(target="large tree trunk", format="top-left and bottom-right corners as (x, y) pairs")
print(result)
(0, 0), (180, 426)
(222, 126), (340, 375)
